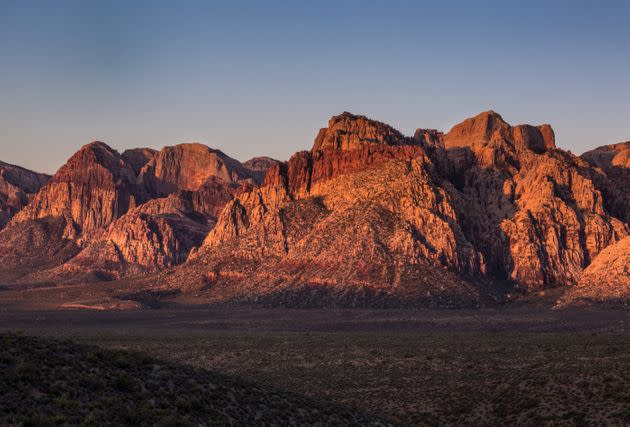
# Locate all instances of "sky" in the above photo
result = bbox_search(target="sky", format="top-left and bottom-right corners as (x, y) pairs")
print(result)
(1, 0), (629, 174)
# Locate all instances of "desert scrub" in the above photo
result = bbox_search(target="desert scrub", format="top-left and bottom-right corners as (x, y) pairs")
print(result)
(0, 333), (392, 426)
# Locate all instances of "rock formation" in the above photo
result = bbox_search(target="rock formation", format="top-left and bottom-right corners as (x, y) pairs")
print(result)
(433, 111), (627, 290)
(0, 160), (49, 229)
(10, 141), (143, 239)
(0, 141), (277, 282)
(173, 111), (628, 306)
(138, 143), (260, 197)
(0, 112), (627, 307)
(558, 236), (630, 305)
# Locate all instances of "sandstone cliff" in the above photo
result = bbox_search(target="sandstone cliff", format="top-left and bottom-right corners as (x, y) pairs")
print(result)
(0, 141), (276, 282)
(558, 237), (630, 305)
(0, 113), (627, 308)
(433, 111), (627, 290)
(173, 111), (628, 306)
(0, 160), (50, 229)
(138, 143), (260, 197)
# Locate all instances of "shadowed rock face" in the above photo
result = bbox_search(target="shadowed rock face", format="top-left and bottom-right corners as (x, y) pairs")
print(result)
(435, 111), (626, 289)
(121, 148), (157, 175)
(559, 236), (630, 305)
(582, 142), (630, 170)
(0, 161), (50, 229)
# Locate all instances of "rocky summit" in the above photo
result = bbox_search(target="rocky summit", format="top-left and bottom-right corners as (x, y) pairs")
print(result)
(0, 112), (628, 307)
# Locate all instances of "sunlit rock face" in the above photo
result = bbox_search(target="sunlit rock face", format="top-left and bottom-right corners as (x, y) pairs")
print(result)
(0, 112), (627, 307)
(181, 111), (627, 306)
(0, 141), (278, 281)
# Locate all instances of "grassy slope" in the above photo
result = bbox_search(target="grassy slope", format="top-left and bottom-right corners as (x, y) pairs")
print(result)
(0, 333), (389, 426)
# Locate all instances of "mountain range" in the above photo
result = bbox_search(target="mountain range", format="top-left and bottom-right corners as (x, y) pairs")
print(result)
(0, 111), (628, 308)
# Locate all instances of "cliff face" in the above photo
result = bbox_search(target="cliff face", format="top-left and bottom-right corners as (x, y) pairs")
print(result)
(138, 143), (260, 197)
(11, 141), (142, 239)
(0, 142), (276, 282)
(179, 113), (486, 306)
(0, 112), (627, 307)
(177, 111), (628, 306)
(434, 111), (627, 290)
(0, 161), (50, 229)
(558, 236), (630, 305)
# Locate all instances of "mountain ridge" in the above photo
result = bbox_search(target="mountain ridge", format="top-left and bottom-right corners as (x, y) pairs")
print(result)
(0, 112), (627, 308)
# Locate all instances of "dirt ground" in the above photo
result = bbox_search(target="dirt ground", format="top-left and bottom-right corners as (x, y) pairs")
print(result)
(2, 305), (630, 425)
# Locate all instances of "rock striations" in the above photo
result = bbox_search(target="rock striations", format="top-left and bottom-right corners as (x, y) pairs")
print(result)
(0, 112), (627, 307)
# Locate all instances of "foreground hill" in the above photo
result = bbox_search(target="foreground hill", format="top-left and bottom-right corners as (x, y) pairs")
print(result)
(0, 112), (627, 307)
(0, 333), (387, 425)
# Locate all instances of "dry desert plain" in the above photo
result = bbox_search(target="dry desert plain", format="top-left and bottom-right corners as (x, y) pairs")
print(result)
(1, 302), (630, 425)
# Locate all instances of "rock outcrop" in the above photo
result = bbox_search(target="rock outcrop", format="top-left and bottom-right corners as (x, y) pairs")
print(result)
(11, 141), (143, 239)
(433, 111), (627, 290)
(243, 156), (281, 182)
(557, 236), (630, 305)
(172, 111), (628, 306)
(58, 194), (210, 280)
(177, 113), (487, 306)
(0, 161), (50, 229)
(582, 142), (630, 170)
(138, 143), (260, 197)
(0, 141), (276, 282)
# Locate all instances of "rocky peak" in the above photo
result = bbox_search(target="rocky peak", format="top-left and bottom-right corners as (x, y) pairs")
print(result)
(243, 156), (280, 183)
(138, 143), (256, 197)
(11, 141), (140, 237)
(582, 141), (630, 170)
(444, 111), (510, 149)
(413, 129), (444, 148)
(312, 112), (411, 151)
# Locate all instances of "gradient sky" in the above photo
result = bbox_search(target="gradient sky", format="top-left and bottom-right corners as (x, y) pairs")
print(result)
(1, 0), (629, 174)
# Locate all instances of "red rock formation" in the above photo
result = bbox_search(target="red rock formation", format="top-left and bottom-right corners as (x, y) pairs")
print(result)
(0, 112), (627, 308)
(10, 141), (142, 239)
(138, 143), (258, 197)
(121, 148), (157, 174)
(0, 141), (275, 282)
(436, 111), (627, 289)
(178, 111), (629, 306)
(0, 160), (50, 229)
(582, 142), (630, 170)
(243, 156), (280, 183)
(59, 194), (210, 280)
(181, 113), (486, 306)
(558, 236), (630, 305)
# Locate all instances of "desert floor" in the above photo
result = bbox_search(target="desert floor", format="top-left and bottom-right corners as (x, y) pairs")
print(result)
(2, 305), (630, 425)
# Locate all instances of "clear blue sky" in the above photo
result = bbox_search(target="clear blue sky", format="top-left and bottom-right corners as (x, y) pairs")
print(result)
(1, 0), (629, 173)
